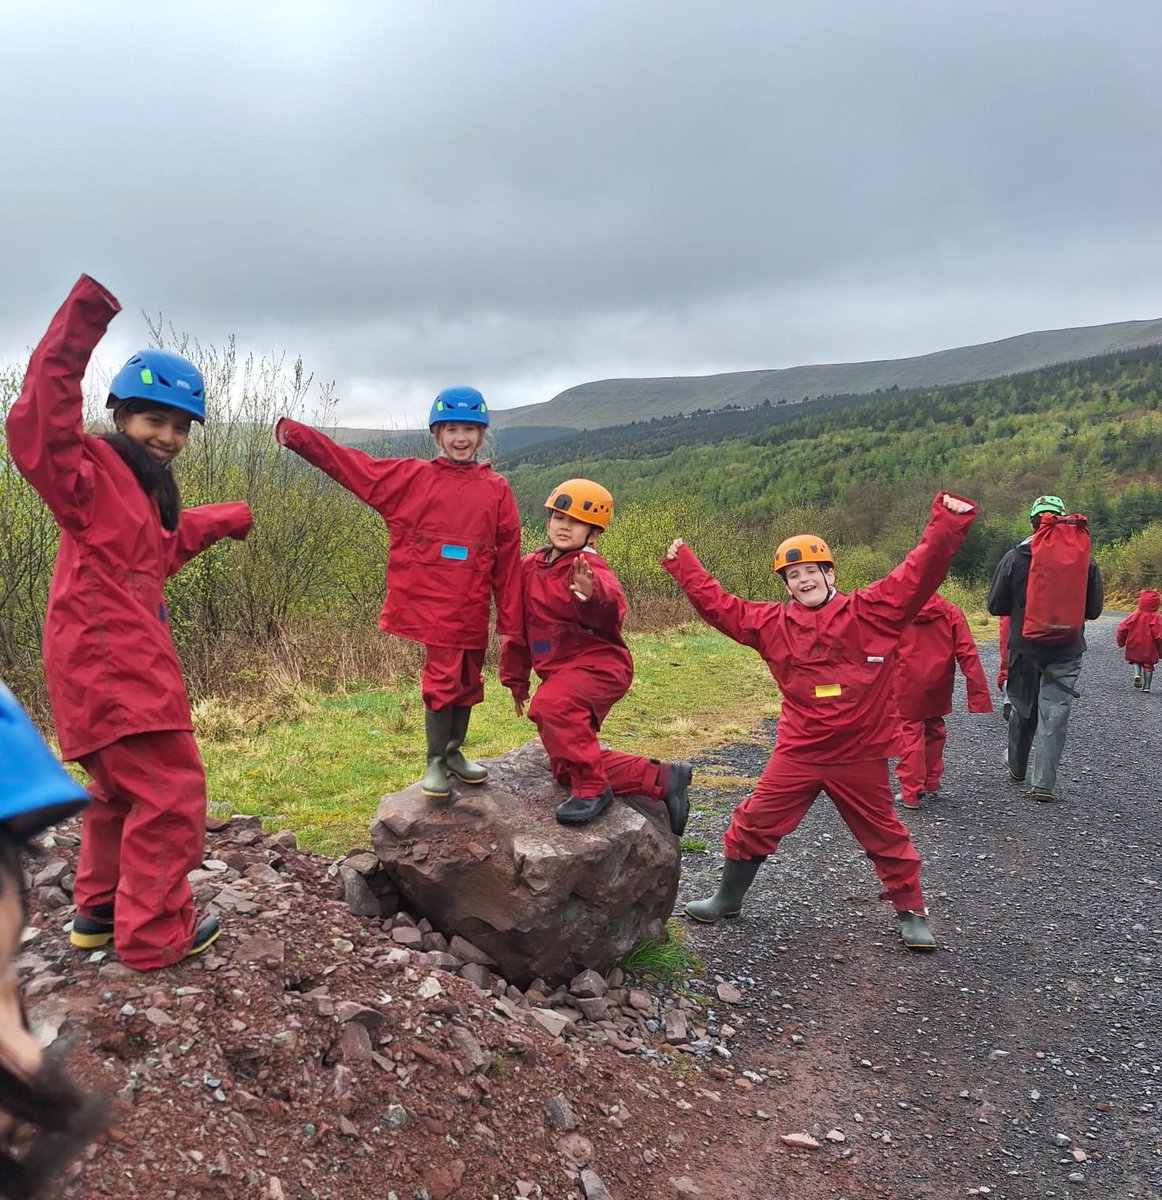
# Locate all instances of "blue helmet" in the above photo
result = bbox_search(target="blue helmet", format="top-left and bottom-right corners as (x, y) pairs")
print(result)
(107, 349), (206, 423)
(0, 681), (89, 838)
(428, 385), (489, 428)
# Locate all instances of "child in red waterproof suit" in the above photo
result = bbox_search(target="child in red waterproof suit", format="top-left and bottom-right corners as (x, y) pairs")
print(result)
(893, 594), (993, 809)
(5, 275), (253, 970)
(1116, 590), (1162, 693)
(276, 387), (522, 797)
(499, 479), (692, 831)
(664, 492), (975, 952)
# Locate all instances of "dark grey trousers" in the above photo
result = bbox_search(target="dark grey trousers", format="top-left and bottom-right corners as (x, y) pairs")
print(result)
(1005, 652), (1083, 795)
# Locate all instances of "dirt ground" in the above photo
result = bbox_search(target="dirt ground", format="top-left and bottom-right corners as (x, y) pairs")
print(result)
(18, 614), (1160, 1199)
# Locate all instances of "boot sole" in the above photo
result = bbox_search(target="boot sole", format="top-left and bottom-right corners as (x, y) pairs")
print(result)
(421, 786), (452, 798)
(901, 939), (937, 952)
(70, 928), (114, 949)
(445, 769), (487, 784)
(683, 906), (742, 924)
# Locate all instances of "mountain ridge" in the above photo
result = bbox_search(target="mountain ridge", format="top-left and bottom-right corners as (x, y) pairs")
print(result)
(328, 314), (1162, 445)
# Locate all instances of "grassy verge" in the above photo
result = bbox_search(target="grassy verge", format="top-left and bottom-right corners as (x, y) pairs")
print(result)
(200, 624), (778, 855)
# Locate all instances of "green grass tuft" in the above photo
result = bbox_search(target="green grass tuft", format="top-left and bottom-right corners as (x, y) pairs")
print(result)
(618, 919), (702, 984)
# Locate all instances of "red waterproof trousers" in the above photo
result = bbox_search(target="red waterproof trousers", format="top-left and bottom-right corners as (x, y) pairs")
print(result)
(528, 668), (664, 801)
(723, 750), (925, 912)
(421, 645), (487, 709)
(75, 730), (206, 970)
(895, 716), (948, 801)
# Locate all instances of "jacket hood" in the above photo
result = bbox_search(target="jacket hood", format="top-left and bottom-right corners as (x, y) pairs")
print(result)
(1137, 589), (1160, 612)
(911, 595), (945, 623)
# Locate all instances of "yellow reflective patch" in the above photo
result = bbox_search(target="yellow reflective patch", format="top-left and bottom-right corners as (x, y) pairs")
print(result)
(814, 683), (842, 697)
(140, 368), (153, 385)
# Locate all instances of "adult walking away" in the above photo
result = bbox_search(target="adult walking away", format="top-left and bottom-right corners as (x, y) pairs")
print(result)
(6, 275), (253, 969)
(987, 495), (1103, 802)
(665, 492), (976, 952)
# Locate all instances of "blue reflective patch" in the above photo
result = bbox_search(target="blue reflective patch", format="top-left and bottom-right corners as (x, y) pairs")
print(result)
(157, 602), (168, 623)
(531, 639), (552, 654)
(440, 544), (469, 560)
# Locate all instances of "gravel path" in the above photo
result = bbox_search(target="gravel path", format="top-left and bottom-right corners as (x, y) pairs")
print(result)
(676, 613), (1160, 1199)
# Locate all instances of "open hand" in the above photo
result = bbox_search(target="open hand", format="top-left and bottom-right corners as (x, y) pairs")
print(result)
(665, 538), (685, 560)
(941, 494), (974, 515)
(570, 555), (594, 600)
(513, 695), (526, 718)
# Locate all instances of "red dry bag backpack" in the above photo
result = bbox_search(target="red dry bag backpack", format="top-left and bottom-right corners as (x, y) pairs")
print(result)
(1022, 514), (1091, 644)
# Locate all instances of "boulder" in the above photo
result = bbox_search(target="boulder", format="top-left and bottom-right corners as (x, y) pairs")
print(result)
(369, 740), (679, 987)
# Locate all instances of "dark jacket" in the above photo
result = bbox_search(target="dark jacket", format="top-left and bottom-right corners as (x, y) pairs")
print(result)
(987, 536), (1103, 660)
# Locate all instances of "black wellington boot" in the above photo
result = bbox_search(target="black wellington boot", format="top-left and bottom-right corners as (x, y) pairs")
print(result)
(555, 787), (613, 825)
(661, 761), (692, 836)
(684, 857), (765, 923)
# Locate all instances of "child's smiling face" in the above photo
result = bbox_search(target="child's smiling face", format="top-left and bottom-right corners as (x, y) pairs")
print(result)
(546, 510), (595, 556)
(115, 406), (192, 465)
(782, 561), (835, 608)
(432, 421), (484, 463)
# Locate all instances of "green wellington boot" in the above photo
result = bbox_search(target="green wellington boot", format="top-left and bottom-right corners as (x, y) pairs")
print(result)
(897, 910), (937, 951)
(445, 705), (488, 784)
(684, 857), (765, 923)
(420, 708), (454, 798)
(1144, 668), (1154, 694)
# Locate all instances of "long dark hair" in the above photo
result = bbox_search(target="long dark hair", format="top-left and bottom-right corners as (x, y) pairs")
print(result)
(0, 837), (107, 1197)
(99, 402), (184, 532)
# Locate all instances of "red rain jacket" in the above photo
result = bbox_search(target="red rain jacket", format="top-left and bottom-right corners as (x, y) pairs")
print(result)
(664, 494), (974, 762)
(893, 594), (993, 720)
(5, 275), (253, 760)
(498, 546), (631, 701)
(1115, 590), (1162, 667)
(275, 419), (522, 649)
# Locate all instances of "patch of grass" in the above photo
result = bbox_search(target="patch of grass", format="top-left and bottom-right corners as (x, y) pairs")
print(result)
(679, 836), (708, 852)
(618, 919), (702, 985)
(200, 627), (775, 855)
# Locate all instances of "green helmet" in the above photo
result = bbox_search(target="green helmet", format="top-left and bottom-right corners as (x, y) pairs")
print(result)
(1030, 494), (1066, 519)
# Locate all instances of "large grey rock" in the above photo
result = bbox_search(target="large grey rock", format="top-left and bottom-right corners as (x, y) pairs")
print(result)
(369, 739), (679, 987)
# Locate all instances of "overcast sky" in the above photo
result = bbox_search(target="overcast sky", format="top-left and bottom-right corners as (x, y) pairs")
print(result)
(3, 1), (1161, 427)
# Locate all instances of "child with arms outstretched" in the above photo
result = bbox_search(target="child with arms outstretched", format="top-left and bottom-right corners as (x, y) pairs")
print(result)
(6, 275), (253, 969)
(500, 480), (691, 831)
(276, 387), (521, 796)
(664, 492), (975, 951)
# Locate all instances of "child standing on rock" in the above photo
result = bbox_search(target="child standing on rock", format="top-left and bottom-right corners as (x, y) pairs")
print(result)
(664, 492), (975, 951)
(892, 593), (993, 809)
(1115, 590), (1162, 692)
(276, 387), (522, 796)
(6, 275), (253, 969)
(499, 479), (691, 832)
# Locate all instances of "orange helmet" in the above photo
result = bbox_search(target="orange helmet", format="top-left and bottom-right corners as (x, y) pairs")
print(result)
(544, 479), (613, 530)
(772, 534), (834, 575)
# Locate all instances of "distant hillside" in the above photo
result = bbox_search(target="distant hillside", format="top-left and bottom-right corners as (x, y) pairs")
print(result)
(488, 317), (1162, 433)
(501, 344), (1162, 582)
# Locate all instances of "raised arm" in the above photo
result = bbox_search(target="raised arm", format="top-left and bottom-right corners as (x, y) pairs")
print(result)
(166, 502), (254, 576)
(662, 540), (768, 651)
(274, 417), (418, 513)
(862, 493), (976, 633)
(5, 275), (121, 530)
